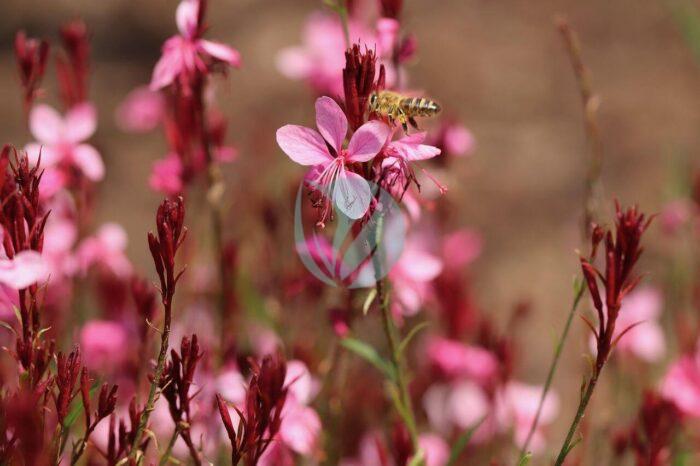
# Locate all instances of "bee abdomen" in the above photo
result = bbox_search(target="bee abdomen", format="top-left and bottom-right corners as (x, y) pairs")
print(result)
(401, 97), (441, 116)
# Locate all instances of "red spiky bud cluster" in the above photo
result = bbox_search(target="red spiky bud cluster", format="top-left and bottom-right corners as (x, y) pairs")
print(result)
(160, 334), (203, 464)
(379, 0), (403, 19)
(103, 400), (149, 464)
(217, 353), (288, 465)
(57, 20), (90, 107)
(14, 31), (49, 114)
(580, 202), (652, 371)
(148, 196), (187, 305)
(613, 391), (681, 466)
(54, 348), (82, 425)
(343, 44), (385, 131)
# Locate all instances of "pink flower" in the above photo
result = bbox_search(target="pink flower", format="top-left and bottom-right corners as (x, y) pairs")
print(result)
(442, 229), (482, 270)
(276, 96), (390, 220)
(115, 86), (165, 132)
(661, 345), (700, 417)
(443, 123), (475, 157)
(588, 287), (666, 362)
(659, 199), (692, 236)
(276, 13), (375, 95)
(258, 440), (295, 466)
(279, 400), (322, 455)
(497, 382), (559, 454)
(150, 0), (241, 90)
(423, 381), (494, 443)
(285, 360), (319, 406)
(149, 154), (184, 195)
(389, 239), (443, 316)
(385, 131), (441, 162)
(0, 250), (47, 290)
(79, 320), (129, 370)
(76, 223), (132, 277)
(25, 103), (104, 181)
(417, 434), (449, 466)
(426, 337), (498, 384)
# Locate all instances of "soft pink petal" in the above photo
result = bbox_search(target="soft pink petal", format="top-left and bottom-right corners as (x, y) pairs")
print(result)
(627, 323), (666, 362)
(427, 338), (498, 384)
(115, 86), (165, 133)
(275, 47), (313, 79)
(29, 105), (64, 144)
(176, 0), (199, 38)
(661, 356), (700, 417)
(64, 103), (97, 142)
(376, 18), (400, 56)
(448, 381), (490, 429)
(72, 144), (105, 181)
(150, 45), (183, 91)
(80, 320), (129, 370)
(38, 168), (67, 200)
(346, 120), (390, 162)
(280, 402), (321, 455)
(0, 251), (48, 289)
(276, 125), (332, 166)
(442, 230), (482, 269)
(444, 124), (475, 156)
(418, 434), (449, 466)
(333, 169), (371, 219)
(214, 146), (238, 162)
(398, 249), (443, 282)
(285, 360), (315, 405)
(198, 40), (242, 67)
(149, 155), (184, 195)
(315, 96), (347, 154)
(24, 143), (60, 168)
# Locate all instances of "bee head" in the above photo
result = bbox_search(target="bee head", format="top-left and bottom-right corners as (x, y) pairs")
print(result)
(368, 92), (378, 111)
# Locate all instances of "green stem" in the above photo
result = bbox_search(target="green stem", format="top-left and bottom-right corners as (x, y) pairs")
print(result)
(129, 296), (173, 462)
(517, 281), (585, 457)
(554, 372), (600, 465)
(158, 425), (181, 466)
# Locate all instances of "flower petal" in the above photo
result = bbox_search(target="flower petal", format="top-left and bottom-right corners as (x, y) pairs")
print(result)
(29, 105), (64, 144)
(333, 169), (371, 219)
(176, 0), (199, 38)
(24, 143), (60, 168)
(276, 125), (332, 166)
(150, 45), (183, 91)
(64, 103), (97, 142)
(73, 144), (105, 181)
(0, 251), (47, 289)
(198, 40), (242, 67)
(315, 96), (347, 154)
(346, 120), (390, 162)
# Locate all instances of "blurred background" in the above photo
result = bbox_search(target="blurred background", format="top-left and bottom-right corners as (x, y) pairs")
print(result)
(0, 0), (699, 453)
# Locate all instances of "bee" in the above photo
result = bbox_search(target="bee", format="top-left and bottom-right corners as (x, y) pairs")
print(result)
(368, 90), (441, 132)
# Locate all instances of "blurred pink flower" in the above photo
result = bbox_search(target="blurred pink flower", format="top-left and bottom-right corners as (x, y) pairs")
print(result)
(25, 103), (104, 181)
(149, 154), (184, 195)
(115, 86), (165, 132)
(423, 381), (494, 443)
(661, 345), (700, 417)
(417, 433), (449, 466)
(151, 0), (241, 90)
(389, 240), (443, 316)
(279, 400), (322, 455)
(276, 13), (375, 95)
(588, 287), (666, 362)
(276, 96), (390, 220)
(76, 223), (132, 277)
(38, 168), (67, 200)
(376, 18), (400, 58)
(443, 123), (475, 157)
(426, 337), (498, 384)
(80, 320), (129, 370)
(286, 359), (320, 406)
(659, 199), (692, 236)
(441, 229), (482, 270)
(258, 440), (295, 466)
(0, 250), (47, 290)
(338, 432), (386, 466)
(0, 284), (19, 320)
(497, 381), (559, 454)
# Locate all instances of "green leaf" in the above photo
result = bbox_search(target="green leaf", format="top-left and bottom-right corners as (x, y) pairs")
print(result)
(363, 288), (377, 315)
(340, 337), (396, 381)
(517, 453), (532, 466)
(63, 380), (100, 429)
(407, 448), (425, 466)
(446, 416), (486, 466)
(397, 321), (430, 356)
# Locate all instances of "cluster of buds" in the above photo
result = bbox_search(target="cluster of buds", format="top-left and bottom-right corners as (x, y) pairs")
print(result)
(581, 202), (653, 372)
(54, 348), (82, 426)
(343, 44), (384, 131)
(217, 353), (288, 465)
(102, 400), (149, 464)
(613, 391), (681, 466)
(160, 334), (203, 464)
(56, 19), (90, 107)
(148, 196), (187, 305)
(14, 31), (49, 115)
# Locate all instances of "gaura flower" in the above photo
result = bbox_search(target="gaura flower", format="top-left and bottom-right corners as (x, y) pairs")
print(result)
(276, 96), (390, 221)
(149, 154), (184, 195)
(389, 237), (443, 316)
(115, 86), (165, 133)
(25, 103), (104, 181)
(661, 343), (700, 417)
(0, 250), (47, 290)
(75, 223), (132, 277)
(151, 0), (241, 90)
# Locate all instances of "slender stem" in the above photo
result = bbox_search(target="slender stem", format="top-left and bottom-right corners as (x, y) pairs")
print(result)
(518, 282), (585, 457)
(129, 295), (173, 461)
(158, 424), (181, 466)
(554, 372), (600, 465)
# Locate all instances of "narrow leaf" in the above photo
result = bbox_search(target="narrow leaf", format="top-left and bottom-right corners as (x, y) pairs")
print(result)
(341, 337), (396, 381)
(397, 321), (430, 356)
(363, 288), (377, 315)
(446, 416), (486, 466)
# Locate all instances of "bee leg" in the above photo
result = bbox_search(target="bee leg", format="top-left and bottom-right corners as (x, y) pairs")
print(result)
(408, 116), (420, 130)
(397, 108), (409, 132)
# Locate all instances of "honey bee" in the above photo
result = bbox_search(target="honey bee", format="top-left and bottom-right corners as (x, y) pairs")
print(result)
(368, 90), (441, 131)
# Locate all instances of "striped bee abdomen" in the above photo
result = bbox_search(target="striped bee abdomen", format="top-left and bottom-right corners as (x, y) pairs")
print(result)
(400, 97), (441, 117)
